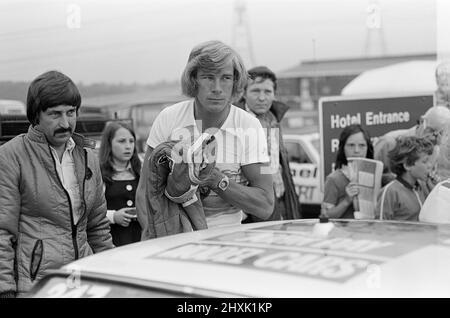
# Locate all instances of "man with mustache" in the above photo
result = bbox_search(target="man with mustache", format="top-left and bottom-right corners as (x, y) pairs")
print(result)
(0, 70), (114, 298)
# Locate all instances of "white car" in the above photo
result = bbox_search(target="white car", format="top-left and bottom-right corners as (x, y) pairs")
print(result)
(283, 133), (322, 217)
(0, 99), (26, 115)
(27, 219), (450, 298)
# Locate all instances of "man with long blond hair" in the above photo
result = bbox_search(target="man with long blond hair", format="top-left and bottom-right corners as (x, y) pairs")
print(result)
(136, 41), (274, 231)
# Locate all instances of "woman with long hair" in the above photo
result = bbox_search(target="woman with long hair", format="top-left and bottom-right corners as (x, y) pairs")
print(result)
(321, 124), (374, 219)
(99, 121), (142, 246)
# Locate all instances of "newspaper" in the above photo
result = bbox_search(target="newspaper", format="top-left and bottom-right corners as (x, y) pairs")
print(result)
(346, 157), (384, 219)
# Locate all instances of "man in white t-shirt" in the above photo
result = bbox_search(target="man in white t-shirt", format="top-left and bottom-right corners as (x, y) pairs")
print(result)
(138, 40), (274, 228)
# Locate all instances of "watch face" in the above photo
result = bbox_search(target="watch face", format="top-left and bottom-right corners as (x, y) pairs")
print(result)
(218, 177), (229, 190)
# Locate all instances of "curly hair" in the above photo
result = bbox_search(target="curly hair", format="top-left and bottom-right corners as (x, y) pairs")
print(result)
(181, 40), (247, 99)
(388, 136), (435, 176)
(99, 121), (141, 184)
(335, 124), (374, 169)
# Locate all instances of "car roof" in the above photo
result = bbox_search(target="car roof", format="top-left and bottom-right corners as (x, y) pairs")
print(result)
(0, 99), (26, 115)
(51, 219), (450, 297)
(283, 133), (320, 163)
(284, 132), (319, 140)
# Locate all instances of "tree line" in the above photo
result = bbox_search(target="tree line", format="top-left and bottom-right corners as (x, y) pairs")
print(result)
(0, 80), (179, 103)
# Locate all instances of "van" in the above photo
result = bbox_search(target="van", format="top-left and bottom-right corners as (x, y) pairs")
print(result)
(0, 100), (26, 115)
(0, 108), (112, 149)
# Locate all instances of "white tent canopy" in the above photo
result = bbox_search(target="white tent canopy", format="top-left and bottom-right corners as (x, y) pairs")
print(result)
(341, 60), (438, 96)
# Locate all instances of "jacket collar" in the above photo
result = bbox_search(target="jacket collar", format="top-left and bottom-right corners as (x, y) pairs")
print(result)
(112, 161), (133, 172)
(27, 125), (86, 149)
(235, 99), (290, 122)
(396, 175), (420, 191)
(269, 100), (290, 122)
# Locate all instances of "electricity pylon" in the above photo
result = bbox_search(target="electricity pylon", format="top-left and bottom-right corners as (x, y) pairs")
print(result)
(232, 0), (256, 68)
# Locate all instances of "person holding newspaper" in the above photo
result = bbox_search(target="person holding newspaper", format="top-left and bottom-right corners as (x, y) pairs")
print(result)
(321, 124), (374, 219)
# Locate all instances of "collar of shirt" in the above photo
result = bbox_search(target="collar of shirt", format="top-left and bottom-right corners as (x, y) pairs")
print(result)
(245, 103), (257, 117)
(49, 137), (76, 156)
(112, 162), (135, 181)
(112, 162), (132, 172)
(245, 103), (277, 128)
(396, 176), (420, 191)
(48, 137), (82, 224)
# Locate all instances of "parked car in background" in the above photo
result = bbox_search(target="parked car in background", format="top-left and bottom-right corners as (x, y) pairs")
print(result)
(26, 219), (450, 298)
(0, 107), (114, 150)
(283, 133), (322, 218)
(0, 99), (26, 115)
(0, 114), (29, 146)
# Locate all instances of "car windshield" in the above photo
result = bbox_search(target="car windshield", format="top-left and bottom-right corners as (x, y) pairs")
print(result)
(311, 137), (320, 153)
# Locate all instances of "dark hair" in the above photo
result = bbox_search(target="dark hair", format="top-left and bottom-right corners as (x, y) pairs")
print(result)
(181, 40), (247, 99)
(247, 65), (277, 91)
(99, 121), (141, 184)
(389, 136), (434, 176)
(335, 124), (374, 169)
(26, 70), (81, 125)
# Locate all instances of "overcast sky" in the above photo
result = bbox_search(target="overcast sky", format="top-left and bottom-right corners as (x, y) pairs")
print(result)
(0, 0), (436, 84)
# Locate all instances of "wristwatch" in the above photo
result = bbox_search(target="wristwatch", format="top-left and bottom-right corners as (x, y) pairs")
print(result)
(217, 175), (230, 192)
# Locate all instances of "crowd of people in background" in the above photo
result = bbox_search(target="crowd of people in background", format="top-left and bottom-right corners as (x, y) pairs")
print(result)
(320, 104), (450, 222)
(2, 39), (450, 297)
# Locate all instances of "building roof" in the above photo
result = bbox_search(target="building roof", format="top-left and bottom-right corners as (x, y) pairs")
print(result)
(278, 53), (436, 78)
(82, 85), (184, 108)
(341, 60), (438, 95)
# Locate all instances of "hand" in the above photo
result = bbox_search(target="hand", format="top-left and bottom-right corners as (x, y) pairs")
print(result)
(113, 208), (136, 227)
(427, 170), (441, 184)
(191, 134), (217, 182)
(203, 168), (223, 190)
(345, 182), (359, 201)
